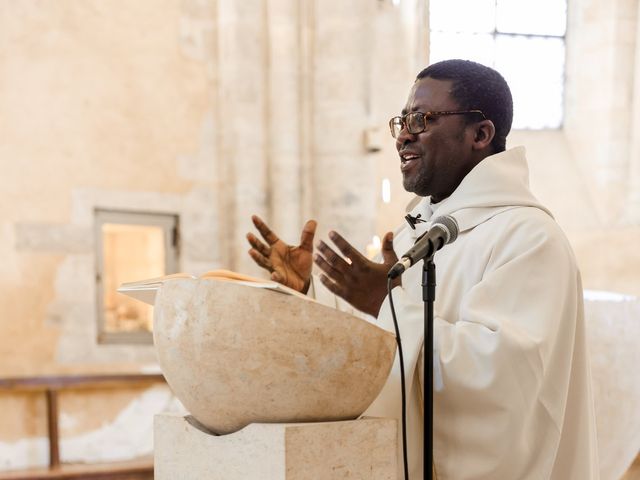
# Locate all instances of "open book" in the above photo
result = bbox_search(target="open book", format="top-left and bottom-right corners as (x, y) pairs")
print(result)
(117, 269), (313, 306)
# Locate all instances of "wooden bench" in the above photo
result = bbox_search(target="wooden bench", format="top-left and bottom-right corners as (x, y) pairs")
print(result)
(0, 373), (166, 479)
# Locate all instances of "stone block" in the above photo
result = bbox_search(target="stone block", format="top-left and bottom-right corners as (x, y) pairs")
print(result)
(154, 413), (398, 480)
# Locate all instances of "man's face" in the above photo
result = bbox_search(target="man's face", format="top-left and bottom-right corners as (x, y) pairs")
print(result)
(396, 77), (477, 202)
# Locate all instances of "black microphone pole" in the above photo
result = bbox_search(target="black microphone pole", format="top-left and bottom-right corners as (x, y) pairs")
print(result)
(388, 215), (458, 480)
(423, 255), (436, 480)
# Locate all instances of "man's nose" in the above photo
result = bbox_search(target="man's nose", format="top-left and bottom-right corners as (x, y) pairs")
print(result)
(395, 126), (416, 148)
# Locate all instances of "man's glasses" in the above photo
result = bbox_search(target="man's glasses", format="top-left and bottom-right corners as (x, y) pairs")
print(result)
(388, 110), (486, 138)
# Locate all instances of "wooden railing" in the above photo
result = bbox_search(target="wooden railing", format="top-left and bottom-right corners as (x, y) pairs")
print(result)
(0, 373), (166, 479)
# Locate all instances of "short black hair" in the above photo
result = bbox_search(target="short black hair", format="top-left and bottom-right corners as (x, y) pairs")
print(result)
(416, 59), (513, 152)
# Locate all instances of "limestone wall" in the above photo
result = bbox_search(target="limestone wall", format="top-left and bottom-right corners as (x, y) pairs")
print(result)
(1, 0), (638, 471)
(561, 0), (640, 296)
(0, 0), (218, 468)
(0, 0), (425, 469)
(373, 0), (640, 299)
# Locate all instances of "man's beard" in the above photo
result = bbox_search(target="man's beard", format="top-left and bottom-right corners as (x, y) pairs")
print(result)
(402, 168), (430, 197)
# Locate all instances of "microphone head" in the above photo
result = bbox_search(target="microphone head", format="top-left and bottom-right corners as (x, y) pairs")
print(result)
(431, 215), (459, 244)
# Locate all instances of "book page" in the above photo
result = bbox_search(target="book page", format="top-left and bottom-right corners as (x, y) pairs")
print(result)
(119, 272), (195, 288)
(118, 270), (314, 305)
(117, 273), (196, 305)
(200, 269), (265, 283)
(200, 269), (314, 302)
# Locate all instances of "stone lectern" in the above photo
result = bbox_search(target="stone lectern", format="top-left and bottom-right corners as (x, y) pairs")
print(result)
(151, 278), (399, 479)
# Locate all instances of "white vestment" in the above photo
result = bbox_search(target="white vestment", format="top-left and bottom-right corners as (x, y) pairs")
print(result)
(314, 146), (599, 479)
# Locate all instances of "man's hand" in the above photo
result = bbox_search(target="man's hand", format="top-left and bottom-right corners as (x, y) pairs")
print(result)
(314, 231), (399, 317)
(246, 215), (317, 293)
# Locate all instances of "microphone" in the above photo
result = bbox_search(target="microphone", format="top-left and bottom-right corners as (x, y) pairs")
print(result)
(387, 215), (459, 279)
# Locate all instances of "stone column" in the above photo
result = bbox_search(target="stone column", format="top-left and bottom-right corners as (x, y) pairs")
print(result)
(564, 0), (638, 226)
(216, 0), (270, 274)
(310, 0), (378, 252)
(215, 0), (426, 271)
(626, 0), (640, 223)
(371, 0), (430, 237)
(266, 0), (304, 242)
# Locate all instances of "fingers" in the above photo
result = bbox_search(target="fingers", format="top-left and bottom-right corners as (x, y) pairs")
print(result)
(299, 220), (317, 252)
(315, 240), (351, 274)
(248, 248), (273, 272)
(314, 239), (351, 295)
(327, 231), (366, 264)
(251, 215), (280, 246)
(314, 231), (392, 314)
(314, 249), (346, 283)
(246, 232), (271, 258)
(381, 231), (398, 263)
(318, 273), (345, 298)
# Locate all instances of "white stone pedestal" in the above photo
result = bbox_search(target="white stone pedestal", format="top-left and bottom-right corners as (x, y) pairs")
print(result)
(154, 413), (398, 479)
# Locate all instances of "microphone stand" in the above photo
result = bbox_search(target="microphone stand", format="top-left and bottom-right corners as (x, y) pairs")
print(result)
(422, 253), (436, 480)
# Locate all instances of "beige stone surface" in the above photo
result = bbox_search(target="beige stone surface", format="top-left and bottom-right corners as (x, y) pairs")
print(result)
(153, 279), (396, 434)
(564, 0), (638, 224)
(4, 0), (640, 472)
(584, 292), (640, 480)
(154, 413), (398, 480)
(0, 0), (421, 467)
(0, 0), (217, 372)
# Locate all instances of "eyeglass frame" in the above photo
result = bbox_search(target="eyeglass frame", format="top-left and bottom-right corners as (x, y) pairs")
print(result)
(388, 110), (486, 138)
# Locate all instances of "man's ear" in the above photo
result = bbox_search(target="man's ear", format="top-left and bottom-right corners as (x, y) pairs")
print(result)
(472, 119), (496, 151)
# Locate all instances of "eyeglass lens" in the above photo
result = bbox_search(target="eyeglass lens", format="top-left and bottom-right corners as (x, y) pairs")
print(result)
(391, 113), (426, 138)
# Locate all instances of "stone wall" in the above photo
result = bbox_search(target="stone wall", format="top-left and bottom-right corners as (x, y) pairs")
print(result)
(561, 0), (640, 296)
(0, 0), (425, 469)
(0, 0), (219, 467)
(1, 0), (639, 471)
(373, 0), (640, 299)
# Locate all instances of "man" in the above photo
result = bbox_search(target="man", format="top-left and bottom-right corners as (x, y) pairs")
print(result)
(247, 59), (599, 479)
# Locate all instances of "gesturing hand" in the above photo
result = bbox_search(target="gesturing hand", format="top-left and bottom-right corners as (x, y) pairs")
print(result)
(314, 230), (399, 317)
(246, 215), (317, 293)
